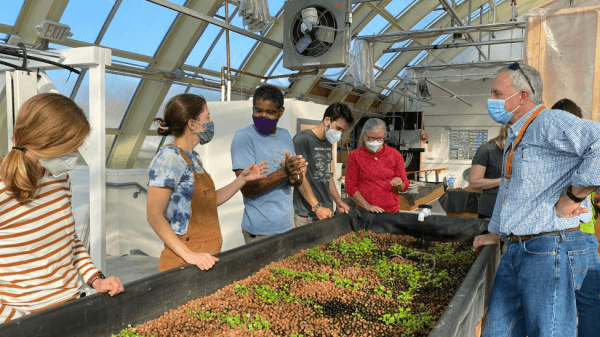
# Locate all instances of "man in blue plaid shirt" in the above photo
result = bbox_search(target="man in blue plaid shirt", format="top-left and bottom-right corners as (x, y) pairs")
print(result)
(473, 62), (600, 337)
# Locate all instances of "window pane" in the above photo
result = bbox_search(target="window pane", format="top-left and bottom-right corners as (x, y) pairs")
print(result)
(100, 0), (186, 56)
(186, 24), (222, 66)
(150, 84), (188, 131)
(44, 69), (80, 96)
(133, 136), (163, 169)
(202, 16), (257, 70)
(386, 0), (417, 18)
(187, 86), (222, 102)
(265, 57), (291, 88)
(106, 135), (116, 161)
(359, 15), (387, 36)
(73, 72), (141, 129)
(59, 0), (113, 44)
(0, 0), (24, 26)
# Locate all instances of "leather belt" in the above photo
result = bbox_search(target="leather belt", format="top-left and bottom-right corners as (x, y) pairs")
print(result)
(508, 225), (581, 242)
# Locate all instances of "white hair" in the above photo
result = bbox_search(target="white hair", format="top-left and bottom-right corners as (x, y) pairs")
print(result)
(358, 118), (386, 148)
(498, 62), (544, 105)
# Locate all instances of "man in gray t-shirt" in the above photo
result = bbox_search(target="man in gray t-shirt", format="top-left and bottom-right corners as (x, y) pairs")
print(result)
(293, 103), (354, 227)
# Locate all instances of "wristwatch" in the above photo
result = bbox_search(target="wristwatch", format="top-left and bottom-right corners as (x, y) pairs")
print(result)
(87, 271), (106, 287)
(311, 203), (322, 213)
(566, 185), (586, 203)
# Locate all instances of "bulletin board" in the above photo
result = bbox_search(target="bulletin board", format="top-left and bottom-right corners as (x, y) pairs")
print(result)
(448, 130), (488, 160)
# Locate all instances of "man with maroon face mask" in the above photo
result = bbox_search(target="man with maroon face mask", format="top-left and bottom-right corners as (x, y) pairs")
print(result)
(231, 84), (307, 244)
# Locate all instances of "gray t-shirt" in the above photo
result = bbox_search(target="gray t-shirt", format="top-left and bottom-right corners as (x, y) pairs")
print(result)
(293, 129), (334, 219)
(471, 141), (504, 217)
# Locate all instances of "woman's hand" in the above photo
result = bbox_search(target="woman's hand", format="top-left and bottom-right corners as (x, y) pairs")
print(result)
(365, 205), (384, 213)
(241, 161), (269, 182)
(183, 251), (219, 271)
(390, 177), (405, 191)
(92, 276), (125, 296)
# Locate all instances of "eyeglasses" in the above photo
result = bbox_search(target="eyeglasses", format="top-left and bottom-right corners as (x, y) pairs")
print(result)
(252, 106), (280, 117)
(508, 62), (535, 95)
(366, 136), (385, 142)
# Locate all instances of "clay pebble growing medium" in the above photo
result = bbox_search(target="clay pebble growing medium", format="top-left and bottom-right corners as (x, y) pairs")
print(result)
(113, 231), (478, 337)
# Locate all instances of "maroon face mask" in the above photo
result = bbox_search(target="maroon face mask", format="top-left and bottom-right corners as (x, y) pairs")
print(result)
(253, 116), (279, 134)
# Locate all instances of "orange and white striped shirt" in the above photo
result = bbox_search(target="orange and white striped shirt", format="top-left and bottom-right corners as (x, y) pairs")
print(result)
(0, 174), (99, 323)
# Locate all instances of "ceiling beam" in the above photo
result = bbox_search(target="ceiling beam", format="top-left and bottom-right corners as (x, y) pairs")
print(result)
(323, 0), (443, 106)
(375, 0), (548, 115)
(107, 0), (221, 168)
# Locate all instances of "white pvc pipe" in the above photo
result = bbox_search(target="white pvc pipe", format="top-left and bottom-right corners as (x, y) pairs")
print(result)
(227, 80), (231, 101)
(221, 84), (225, 101)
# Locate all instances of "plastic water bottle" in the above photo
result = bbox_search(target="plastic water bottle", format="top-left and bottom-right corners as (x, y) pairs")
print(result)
(447, 175), (455, 189)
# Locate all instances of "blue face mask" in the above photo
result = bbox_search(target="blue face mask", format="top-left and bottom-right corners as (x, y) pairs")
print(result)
(196, 121), (214, 144)
(487, 91), (521, 124)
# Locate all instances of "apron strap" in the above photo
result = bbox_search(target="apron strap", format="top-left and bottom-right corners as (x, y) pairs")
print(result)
(165, 143), (200, 168)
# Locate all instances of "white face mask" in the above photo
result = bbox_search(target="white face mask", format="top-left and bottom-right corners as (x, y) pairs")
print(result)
(365, 140), (383, 152)
(325, 124), (342, 144)
(39, 152), (79, 177)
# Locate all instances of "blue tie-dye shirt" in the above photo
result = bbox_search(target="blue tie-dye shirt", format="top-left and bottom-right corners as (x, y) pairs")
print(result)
(148, 145), (205, 235)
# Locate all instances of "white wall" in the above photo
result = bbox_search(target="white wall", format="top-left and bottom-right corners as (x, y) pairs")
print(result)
(71, 99), (329, 258)
(70, 167), (163, 257)
(203, 98), (327, 252)
(421, 79), (501, 187)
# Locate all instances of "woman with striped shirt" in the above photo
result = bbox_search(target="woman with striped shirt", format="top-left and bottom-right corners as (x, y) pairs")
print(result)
(0, 93), (124, 323)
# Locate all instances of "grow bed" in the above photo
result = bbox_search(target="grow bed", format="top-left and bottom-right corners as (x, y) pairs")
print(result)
(0, 210), (498, 337)
(121, 231), (479, 337)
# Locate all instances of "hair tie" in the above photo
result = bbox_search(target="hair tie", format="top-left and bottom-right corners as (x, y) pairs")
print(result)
(12, 147), (26, 152)
(157, 125), (169, 130)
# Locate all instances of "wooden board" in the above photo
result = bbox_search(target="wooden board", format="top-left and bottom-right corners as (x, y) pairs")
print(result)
(398, 183), (445, 211)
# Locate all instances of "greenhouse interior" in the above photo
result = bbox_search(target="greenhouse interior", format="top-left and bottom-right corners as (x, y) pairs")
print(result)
(1, 0), (599, 336)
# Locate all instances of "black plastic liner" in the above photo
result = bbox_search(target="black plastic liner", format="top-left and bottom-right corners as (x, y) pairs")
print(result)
(0, 211), (498, 337)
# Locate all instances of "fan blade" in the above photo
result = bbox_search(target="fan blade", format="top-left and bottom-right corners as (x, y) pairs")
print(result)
(315, 27), (335, 44)
(296, 34), (312, 53)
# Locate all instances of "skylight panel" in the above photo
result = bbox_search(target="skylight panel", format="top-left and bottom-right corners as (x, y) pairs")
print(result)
(265, 58), (291, 88)
(134, 136), (164, 168)
(44, 69), (80, 97)
(73, 72), (141, 129)
(59, 0), (113, 44)
(186, 23), (223, 67)
(100, 0), (186, 57)
(412, 10), (445, 31)
(0, 0), (24, 27)
(202, 16), (258, 70)
(150, 84), (188, 131)
(359, 15), (388, 37)
(385, 0), (416, 18)
(187, 86), (222, 102)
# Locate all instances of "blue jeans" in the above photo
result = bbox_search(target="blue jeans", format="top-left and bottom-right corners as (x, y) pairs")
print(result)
(576, 233), (600, 337)
(482, 230), (589, 337)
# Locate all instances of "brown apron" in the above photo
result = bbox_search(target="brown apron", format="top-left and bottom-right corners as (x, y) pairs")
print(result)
(158, 144), (223, 272)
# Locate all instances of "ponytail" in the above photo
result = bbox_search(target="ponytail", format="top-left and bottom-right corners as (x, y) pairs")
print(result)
(0, 93), (90, 204)
(0, 149), (40, 203)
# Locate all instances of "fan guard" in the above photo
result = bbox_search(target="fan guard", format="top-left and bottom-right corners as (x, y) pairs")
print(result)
(290, 6), (337, 57)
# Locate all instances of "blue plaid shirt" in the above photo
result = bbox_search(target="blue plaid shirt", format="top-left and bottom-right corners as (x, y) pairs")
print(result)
(489, 105), (600, 236)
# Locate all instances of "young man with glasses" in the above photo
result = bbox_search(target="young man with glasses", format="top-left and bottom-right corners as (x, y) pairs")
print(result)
(231, 84), (307, 244)
(473, 62), (600, 337)
(292, 102), (354, 227)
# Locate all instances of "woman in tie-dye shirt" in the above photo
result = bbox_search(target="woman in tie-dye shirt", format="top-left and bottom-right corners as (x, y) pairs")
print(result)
(147, 94), (267, 272)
